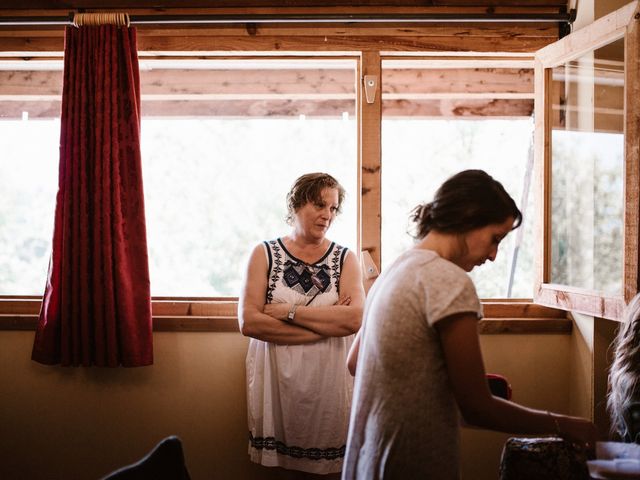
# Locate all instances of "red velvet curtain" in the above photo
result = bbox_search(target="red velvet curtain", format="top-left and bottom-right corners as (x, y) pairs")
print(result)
(32, 25), (153, 367)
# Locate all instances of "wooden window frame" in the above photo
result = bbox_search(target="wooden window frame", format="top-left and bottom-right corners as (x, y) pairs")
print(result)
(0, 8), (571, 329)
(0, 296), (569, 333)
(533, 0), (640, 320)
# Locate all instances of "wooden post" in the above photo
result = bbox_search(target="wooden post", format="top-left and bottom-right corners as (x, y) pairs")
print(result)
(360, 51), (381, 293)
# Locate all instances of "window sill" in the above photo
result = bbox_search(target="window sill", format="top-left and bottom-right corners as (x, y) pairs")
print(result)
(0, 298), (571, 334)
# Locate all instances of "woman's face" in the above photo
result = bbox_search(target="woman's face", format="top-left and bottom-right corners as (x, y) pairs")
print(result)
(455, 216), (515, 272)
(293, 187), (340, 240)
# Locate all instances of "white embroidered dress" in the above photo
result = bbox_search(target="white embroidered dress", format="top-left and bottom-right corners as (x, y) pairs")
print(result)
(246, 238), (354, 474)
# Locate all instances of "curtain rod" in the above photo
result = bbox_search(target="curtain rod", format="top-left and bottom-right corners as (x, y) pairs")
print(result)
(0, 11), (575, 26)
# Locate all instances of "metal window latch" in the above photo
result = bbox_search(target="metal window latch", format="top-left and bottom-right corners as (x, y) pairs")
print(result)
(363, 75), (378, 104)
(360, 250), (379, 280)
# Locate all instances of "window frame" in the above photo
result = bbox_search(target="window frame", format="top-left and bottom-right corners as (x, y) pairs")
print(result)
(532, 0), (640, 320)
(0, 8), (572, 326)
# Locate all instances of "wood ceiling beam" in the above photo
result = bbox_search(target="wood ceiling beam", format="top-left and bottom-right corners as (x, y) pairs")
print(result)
(0, 67), (533, 96)
(0, 98), (534, 118)
(0, 2), (570, 13)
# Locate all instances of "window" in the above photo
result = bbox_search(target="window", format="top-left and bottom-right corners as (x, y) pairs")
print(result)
(0, 17), (596, 312)
(0, 61), (61, 295)
(139, 58), (358, 296)
(0, 58), (359, 297)
(548, 39), (624, 295)
(380, 59), (536, 298)
(534, 1), (639, 319)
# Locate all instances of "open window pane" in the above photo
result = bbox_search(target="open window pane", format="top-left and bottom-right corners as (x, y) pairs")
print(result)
(380, 60), (536, 298)
(140, 59), (358, 296)
(549, 38), (624, 295)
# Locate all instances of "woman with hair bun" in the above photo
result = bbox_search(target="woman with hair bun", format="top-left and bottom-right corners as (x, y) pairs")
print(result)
(343, 169), (596, 480)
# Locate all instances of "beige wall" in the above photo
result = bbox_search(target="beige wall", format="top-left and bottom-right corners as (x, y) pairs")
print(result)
(570, 313), (596, 420)
(0, 330), (278, 480)
(461, 333), (573, 479)
(1, 329), (578, 480)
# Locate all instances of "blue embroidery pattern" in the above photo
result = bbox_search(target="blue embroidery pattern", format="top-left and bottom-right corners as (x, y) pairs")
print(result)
(265, 240), (282, 304)
(283, 261), (331, 294)
(249, 432), (346, 461)
(265, 238), (347, 302)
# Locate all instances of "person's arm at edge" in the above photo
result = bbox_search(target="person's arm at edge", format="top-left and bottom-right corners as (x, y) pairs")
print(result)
(346, 328), (361, 376)
(264, 250), (365, 337)
(436, 312), (597, 449)
(238, 244), (326, 345)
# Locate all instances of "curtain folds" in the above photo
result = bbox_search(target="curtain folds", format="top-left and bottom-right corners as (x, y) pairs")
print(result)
(32, 25), (153, 367)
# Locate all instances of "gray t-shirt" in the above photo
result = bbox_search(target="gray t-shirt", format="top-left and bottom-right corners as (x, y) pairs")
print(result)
(343, 249), (482, 480)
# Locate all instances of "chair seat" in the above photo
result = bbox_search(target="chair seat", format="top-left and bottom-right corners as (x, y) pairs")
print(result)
(101, 436), (191, 480)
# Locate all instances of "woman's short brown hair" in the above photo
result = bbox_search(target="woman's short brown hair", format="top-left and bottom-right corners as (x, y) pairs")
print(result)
(286, 173), (346, 225)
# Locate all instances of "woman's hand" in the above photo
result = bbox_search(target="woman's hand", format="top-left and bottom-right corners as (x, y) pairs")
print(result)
(337, 296), (351, 306)
(555, 414), (598, 457)
(263, 303), (289, 321)
(263, 296), (351, 322)
(238, 244), (326, 344)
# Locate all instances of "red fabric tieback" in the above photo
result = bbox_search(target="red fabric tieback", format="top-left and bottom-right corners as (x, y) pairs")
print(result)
(32, 25), (153, 367)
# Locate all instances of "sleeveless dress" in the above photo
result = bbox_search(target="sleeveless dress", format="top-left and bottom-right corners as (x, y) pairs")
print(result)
(246, 238), (355, 474)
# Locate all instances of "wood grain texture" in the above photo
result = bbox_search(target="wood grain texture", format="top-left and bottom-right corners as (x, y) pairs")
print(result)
(0, 1), (570, 10)
(624, 2), (640, 302)
(360, 51), (382, 284)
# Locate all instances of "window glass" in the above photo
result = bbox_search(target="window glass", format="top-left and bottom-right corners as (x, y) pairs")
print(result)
(140, 59), (358, 296)
(0, 59), (358, 298)
(0, 61), (61, 295)
(381, 61), (535, 298)
(549, 38), (624, 294)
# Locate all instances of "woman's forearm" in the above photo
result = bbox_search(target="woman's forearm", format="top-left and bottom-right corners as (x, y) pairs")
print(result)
(239, 309), (326, 345)
(460, 395), (596, 447)
(285, 304), (362, 337)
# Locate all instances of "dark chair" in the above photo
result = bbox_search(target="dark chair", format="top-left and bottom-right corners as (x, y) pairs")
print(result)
(100, 436), (191, 480)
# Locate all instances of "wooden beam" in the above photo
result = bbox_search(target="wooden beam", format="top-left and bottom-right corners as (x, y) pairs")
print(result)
(0, 67), (533, 96)
(382, 67), (533, 94)
(482, 301), (567, 318)
(0, 298), (570, 332)
(1, 98), (535, 118)
(360, 51), (382, 291)
(0, 66), (536, 118)
(132, 23), (558, 38)
(0, 313), (573, 333)
(0, 1), (569, 8)
(535, 1), (637, 66)
(535, 285), (624, 320)
(134, 34), (556, 53)
(478, 318), (571, 334)
(624, 1), (640, 302)
(0, 297), (566, 317)
(382, 98), (533, 117)
(0, 23), (558, 54)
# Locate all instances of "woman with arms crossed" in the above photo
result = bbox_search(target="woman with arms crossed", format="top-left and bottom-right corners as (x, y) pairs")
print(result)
(343, 169), (596, 480)
(239, 172), (365, 479)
